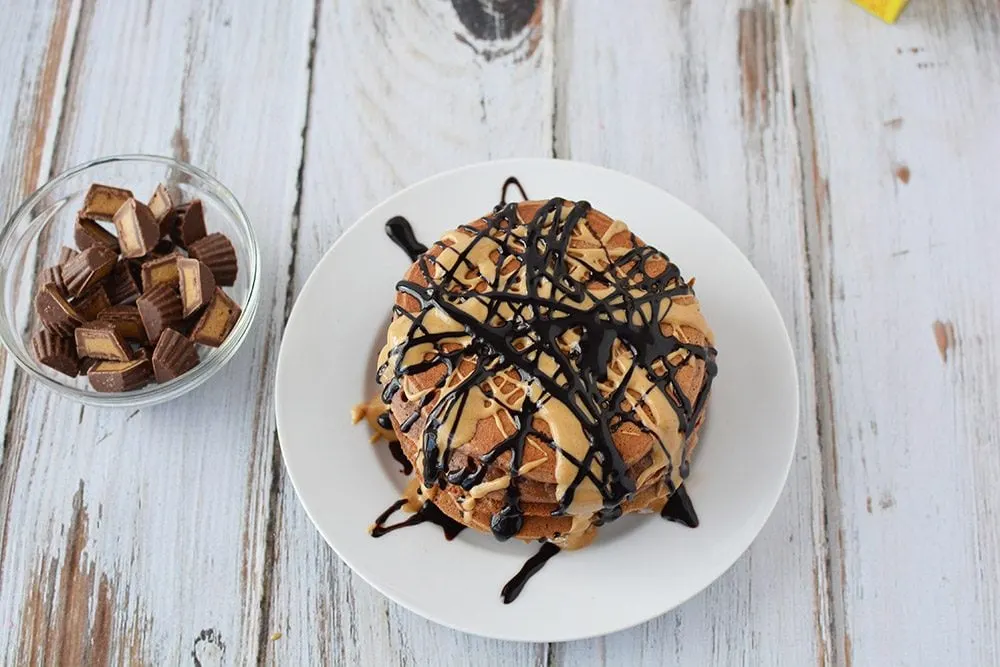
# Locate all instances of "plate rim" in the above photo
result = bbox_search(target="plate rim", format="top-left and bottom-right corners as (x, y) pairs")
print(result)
(275, 157), (800, 642)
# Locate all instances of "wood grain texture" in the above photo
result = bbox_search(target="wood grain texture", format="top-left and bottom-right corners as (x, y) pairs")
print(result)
(260, 1), (553, 665)
(795, 1), (1000, 664)
(0, 0), (78, 466)
(2, 0), (999, 664)
(0, 1), (314, 663)
(551, 1), (826, 665)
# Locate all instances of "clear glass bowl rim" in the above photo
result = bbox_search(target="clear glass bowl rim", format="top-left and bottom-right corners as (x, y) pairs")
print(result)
(0, 153), (261, 407)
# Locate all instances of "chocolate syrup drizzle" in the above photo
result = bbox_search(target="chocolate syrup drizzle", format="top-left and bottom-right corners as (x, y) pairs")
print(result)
(387, 440), (413, 475)
(386, 216), (428, 261)
(371, 498), (466, 540)
(499, 176), (528, 207)
(375, 410), (414, 474)
(500, 542), (560, 604)
(659, 485), (699, 527)
(376, 184), (715, 602)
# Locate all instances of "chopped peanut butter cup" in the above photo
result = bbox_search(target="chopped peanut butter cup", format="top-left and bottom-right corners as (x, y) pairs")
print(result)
(187, 232), (237, 286)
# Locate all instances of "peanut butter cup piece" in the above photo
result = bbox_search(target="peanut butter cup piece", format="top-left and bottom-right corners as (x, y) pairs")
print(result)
(82, 184), (134, 220)
(74, 214), (119, 252)
(140, 252), (182, 292)
(151, 328), (199, 383)
(31, 329), (79, 377)
(58, 246), (78, 264)
(37, 265), (67, 296)
(62, 246), (117, 297)
(104, 260), (142, 305)
(88, 356), (152, 392)
(136, 284), (183, 344)
(187, 232), (237, 286)
(148, 183), (174, 228)
(72, 284), (111, 321)
(177, 258), (216, 317)
(75, 321), (132, 361)
(190, 288), (240, 347)
(168, 200), (207, 248)
(35, 283), (84, 337)
(113, 198), (160, 258)
(97, 305), (147, 343)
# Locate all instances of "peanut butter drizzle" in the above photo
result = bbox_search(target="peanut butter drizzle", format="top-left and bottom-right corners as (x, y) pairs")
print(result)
(351, 396), (396, 443)
(376, 198), (717, 550)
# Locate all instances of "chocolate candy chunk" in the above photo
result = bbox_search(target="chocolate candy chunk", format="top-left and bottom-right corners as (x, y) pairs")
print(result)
(62, 246), (117, 296)
(140, 252), (181, 292)
(191, 288), (241, 347)
(97, 305), (147, 343)
(177, 258), (216, 317)
(152, 328), (199, 383)
(168, 200), (207, 248)
(58, 246), (78, 264)
(150, 238), (177, 257)
(136, 284), (183, 344)
(75, 321), (132, 361)
(35, 283), (84, 336)
(37, 265), (67, 296)
(148, 183), (174, 226)
(79, 356), (97, 375)
(88, 356), (152, 392)
(187, 233), (237, 286)
(83, 183), (134, 220)
(113, 198), (160, 258)
(74, 215), (119, 252)
(73, 284), (111, 321)
(31, 329), (79, 377)
(105, 260), (141, 304)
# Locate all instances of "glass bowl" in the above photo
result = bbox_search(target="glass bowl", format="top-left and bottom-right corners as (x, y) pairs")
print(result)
(0, 154), (260, 407)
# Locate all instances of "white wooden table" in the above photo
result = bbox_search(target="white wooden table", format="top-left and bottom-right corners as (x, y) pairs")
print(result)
(1, 1), (998, 665)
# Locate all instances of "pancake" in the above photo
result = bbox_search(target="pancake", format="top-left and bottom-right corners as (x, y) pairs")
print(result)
(372, 198), (717, 550)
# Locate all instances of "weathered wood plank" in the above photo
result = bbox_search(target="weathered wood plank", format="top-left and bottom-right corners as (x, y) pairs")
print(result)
(796, 1), (1000, 664)
(551, 1), (826, 664)
(262, 1), (554, 664)
(0, 1), (313, 663)
(0, 0), (78, 464)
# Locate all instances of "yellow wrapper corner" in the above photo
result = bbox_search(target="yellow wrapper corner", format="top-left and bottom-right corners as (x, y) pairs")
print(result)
(852, 0), (910, 23)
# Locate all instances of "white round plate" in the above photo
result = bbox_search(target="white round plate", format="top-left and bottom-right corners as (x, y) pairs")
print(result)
(275, 159), (798, 642)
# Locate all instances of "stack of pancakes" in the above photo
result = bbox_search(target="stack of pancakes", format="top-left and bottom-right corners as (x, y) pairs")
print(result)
(377, 200), (715, 549)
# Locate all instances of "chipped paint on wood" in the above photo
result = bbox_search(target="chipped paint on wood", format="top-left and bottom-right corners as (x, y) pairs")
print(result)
(933, 319), (955, 362)
(894, 164), (911, 184)
(21, 0), (74, 195)
(16, 483), (151, 666)
(738, 5), (777, 127)
(802, 0), (1000, 663)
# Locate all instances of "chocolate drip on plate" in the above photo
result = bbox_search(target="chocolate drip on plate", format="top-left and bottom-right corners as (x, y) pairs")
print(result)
(501, 542), (560, 604)
(385, 216), (428, 261)
(371, 499), (465, 540)
(660, 485), (699, 528)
